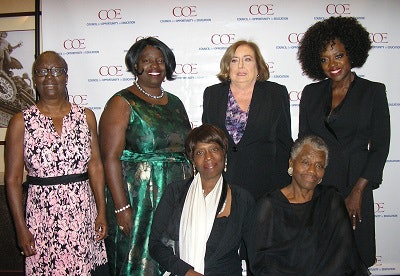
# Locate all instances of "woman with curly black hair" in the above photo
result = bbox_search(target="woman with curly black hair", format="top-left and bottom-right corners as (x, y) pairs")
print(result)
(297, 16), (390, 268)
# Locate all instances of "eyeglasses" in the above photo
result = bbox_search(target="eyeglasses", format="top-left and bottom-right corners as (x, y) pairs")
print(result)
(34, 67), (66, 77)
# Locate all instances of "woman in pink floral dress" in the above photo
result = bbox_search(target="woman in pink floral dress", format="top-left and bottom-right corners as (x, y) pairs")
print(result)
(5, 51), (109, 275)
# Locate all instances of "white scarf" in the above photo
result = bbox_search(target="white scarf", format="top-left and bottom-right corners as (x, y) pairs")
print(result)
(179, 173), (223, 274)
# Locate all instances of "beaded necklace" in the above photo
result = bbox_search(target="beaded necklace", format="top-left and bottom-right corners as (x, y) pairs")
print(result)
(134, 81), (164, 99)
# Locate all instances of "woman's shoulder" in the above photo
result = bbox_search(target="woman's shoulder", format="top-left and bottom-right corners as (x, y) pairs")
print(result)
(22, 104), (37, 114)
(258, 80), (287, 89)
(206, 82), (226, 88)
(300, 80), (331, 101)
(165, 178), (193, 198)
(165, 91), (184, 103)
(204, 82), (228, 92)
(231, 184), (255, 205)
(354, 75), (386, 92)
(256, 81), (289, 99)
(70, 103), (85, 112)
(313, 185), (343, 204)
(112, 87), (133, 99)
(103, 88), (138, 110)
(303, 79), (330, 90)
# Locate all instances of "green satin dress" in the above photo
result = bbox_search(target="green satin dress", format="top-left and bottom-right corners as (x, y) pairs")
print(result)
(105, 89), (192, 275)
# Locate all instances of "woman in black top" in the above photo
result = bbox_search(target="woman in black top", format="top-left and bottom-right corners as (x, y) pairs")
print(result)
(149, 124), (254, 276)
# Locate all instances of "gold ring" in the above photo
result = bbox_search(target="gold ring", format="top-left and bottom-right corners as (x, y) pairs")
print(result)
(118, 225), (124, 231)
(20, 251), (24, 255)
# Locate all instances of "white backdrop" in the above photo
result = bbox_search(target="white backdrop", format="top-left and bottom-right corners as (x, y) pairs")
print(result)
(41, 1), (399, 274)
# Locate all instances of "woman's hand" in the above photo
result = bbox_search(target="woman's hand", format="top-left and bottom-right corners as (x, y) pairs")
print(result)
(94, 213), (108, 241)
(116, 207), (133, 236)
(17, 226), (37, 257)
(345, 177), (368, 230)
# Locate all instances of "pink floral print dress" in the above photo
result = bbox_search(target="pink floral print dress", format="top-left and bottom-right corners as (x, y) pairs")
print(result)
(22, 104), (107, 275)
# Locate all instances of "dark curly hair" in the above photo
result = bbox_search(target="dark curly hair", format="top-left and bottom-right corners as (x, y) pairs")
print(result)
(297, 16), (371, 80)
(125, 37), (176, 80)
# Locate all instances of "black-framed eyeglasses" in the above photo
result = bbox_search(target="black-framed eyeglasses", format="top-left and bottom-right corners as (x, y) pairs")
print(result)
(34, 67), (66, 77)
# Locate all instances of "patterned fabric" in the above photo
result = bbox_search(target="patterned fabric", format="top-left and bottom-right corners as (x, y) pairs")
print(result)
(225, 88), (249, 144)
(105, 89), (192, 276)
(23, 104), (108, 275)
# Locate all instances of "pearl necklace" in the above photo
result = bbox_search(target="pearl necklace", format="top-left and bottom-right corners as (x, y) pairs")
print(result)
(134, 81), (164, 99)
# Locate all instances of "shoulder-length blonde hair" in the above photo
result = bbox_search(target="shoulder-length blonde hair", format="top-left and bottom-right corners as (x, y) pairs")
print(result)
(217, 40), (270, 82)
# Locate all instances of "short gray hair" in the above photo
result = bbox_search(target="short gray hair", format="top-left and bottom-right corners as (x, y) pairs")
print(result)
(291, 135), (329, 167)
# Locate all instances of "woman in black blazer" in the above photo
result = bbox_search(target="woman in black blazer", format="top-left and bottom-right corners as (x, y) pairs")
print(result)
(202, 40), (293, 200)
(297, 16), (390, 267)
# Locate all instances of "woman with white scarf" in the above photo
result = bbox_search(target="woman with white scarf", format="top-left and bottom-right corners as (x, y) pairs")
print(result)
(149, 124), (255, 276)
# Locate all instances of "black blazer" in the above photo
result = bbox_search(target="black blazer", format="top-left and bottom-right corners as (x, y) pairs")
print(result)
(299, 75), (390, 194)
(298, 74), (390, 266)
(149, 178), (255, 276)
(202, 81), (293, 199)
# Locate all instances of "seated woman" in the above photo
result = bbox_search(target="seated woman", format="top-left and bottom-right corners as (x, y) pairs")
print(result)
(149, 124), (255, 276)
(248, 135), (370, 275)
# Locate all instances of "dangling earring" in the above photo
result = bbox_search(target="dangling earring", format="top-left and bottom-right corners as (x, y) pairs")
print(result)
(287, 167), (293, 176)
(224, 159), (227, 172)
(318, 179), (322, 184)
(193, 165), (197, 175)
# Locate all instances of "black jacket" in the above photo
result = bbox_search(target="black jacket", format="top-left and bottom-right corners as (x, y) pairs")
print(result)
(149, 178), (255, 276)
(202, 81), (293, 199)
(298, 74), (390, 266)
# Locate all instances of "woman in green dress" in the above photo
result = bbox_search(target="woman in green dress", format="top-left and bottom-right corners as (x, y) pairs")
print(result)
(99, 37), (192, 275)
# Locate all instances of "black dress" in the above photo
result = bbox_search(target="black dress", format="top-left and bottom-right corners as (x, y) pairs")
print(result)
(248, 185), (370, 276)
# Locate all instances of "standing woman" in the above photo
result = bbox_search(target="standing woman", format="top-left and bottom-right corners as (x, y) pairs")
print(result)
(297, 16), (390, 267)
(99, 37), (192, 275)
(202, 40), (293, 200)
(5, 51), (108, 275)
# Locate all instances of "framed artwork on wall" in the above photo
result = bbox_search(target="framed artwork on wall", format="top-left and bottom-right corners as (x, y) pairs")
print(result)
(0, 29), (36, 127)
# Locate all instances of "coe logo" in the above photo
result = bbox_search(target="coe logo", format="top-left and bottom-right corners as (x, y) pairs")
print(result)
(249, 4), (274, 15)
(211, 34), (235, 45)
(370, 33), (388, 43)
(172, 6), (197, 17)
(135, 36), (159, 42)
(326, 4), (350, 15)
(69, 95), (88, 105)
(288, 90), (302, 102)
(288, 33), (304, 44)
(98, 9), (122, 20)
(374, 202), (385, 213)
(175, 64), (198, 75)
(63, 39), (86, 50)
(99, 66), (124, 77)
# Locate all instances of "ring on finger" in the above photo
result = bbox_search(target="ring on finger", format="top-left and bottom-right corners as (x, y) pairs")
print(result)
(118, 225), (124, 231)
(352, 214), (356, 218)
